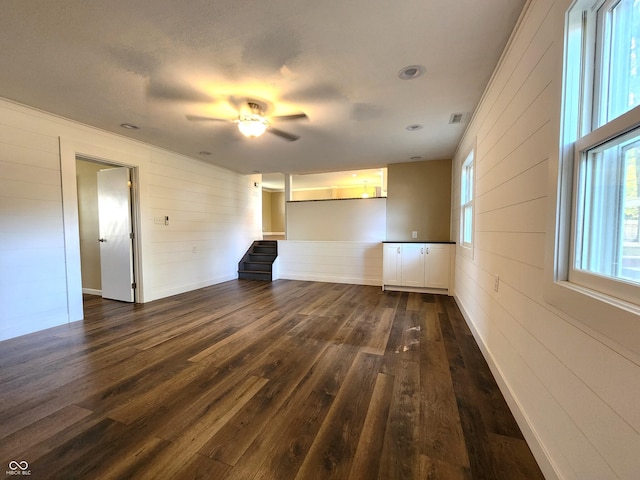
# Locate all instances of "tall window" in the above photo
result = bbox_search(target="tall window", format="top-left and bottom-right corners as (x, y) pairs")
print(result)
(563, 0), (640, 304)
(460, 150), (474, 248)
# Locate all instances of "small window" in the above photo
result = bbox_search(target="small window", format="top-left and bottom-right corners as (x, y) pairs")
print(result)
(562, 0), (640, 305)
(460, 150), (474, 248)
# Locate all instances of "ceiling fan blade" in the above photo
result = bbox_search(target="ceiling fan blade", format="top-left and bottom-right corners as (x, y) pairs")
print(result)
(186, 114), (229, 122)
(271, 113), (308, 121)
(268, 127), (300, 142)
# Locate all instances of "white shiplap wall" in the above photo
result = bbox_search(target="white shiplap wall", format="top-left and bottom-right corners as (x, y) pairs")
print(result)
(451, 1), (640, 479)
(277, 241), (382, 286)
(0, 98), (261, 341)
(0, 106), (68, 339)
(144, 150), (261, 300)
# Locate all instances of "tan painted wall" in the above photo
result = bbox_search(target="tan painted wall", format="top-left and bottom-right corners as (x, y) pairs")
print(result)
(292, 188), (335, 201)
(262, 190), (272, 232)
(262, 191), (285, 232)
(386, 159), (452, 241)
(270, 191), (285, 232)
(76, 159), (105, 290)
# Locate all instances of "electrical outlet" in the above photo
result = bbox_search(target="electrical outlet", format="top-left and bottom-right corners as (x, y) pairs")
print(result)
(494, 275), (500, 292)
(411, 231), (418, 239)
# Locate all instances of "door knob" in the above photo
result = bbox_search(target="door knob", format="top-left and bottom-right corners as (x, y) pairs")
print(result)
(98, 238), (107, 242)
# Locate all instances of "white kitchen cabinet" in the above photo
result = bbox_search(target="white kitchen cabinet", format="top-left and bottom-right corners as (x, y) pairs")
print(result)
(382, 242), (452, 294)
(424, 244), (449, 289)
(401, 243), (426, 287)
(382, 243), (402, 285)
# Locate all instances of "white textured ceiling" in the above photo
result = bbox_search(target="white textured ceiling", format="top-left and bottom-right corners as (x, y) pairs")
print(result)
(0, 0), (526, 175)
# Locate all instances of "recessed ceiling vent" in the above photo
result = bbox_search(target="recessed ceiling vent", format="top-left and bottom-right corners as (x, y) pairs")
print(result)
(449, 112), (469, 124)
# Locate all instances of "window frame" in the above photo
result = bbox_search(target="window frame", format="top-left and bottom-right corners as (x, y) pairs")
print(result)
(460, 149), (475, 250)
(559, 0), (640, 307)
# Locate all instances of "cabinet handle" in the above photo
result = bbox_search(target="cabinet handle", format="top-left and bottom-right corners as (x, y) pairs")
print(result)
(421, 247), (424, 254)
(426, 247), (429, 254)
(397, 247), (400, 254)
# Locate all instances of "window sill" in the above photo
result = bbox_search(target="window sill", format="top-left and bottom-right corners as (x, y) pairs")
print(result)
(544, 278), (640, 365)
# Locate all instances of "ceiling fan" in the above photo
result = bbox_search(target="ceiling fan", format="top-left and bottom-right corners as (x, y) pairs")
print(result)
(186, 100), (308, 141)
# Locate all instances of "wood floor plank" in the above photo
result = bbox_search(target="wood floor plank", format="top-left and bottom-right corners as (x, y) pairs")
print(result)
(187, 310), (282, 363)
(295, 352), (383, 480)
(199, 341), (328, 465)
(377, 357), (421, 480)
(106, 362), (211, 425)
(0, 280), (544, 479)
(137, 375), (269, 480)
(420, 368), (470, 468)
(419, 454), (473, 480)
(360, 307), (395, 356)
(223, 390), (335, 480)
(348, 372), (395, 479)
(0, 404), (93, 461)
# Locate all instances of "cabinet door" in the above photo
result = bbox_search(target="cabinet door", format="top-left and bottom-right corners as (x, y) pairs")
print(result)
(383, 243), (402, 285)
(401, 243), (426, 287)
(425, 244), (450, 288)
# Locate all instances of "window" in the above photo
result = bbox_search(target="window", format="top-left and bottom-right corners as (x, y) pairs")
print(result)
(563, 0), (640, 305)
(460, 150), (474, 248)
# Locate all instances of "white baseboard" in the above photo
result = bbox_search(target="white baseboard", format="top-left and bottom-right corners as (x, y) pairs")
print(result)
(382, 284), (449, 295)
(146, 274), (238, 302)
(278, 272), (381, 287)
(82, 288), (102, 296)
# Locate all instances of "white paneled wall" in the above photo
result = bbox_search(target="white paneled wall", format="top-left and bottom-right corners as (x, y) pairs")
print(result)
(0, 98), (261, 341)
(451, 1), (640, 479)
(277, 241), (382, 286)
(0, 105), (69, 340)
(144, 150), (261, 300)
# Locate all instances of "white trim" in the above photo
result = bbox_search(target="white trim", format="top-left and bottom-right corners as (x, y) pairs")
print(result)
(574, 105), (640, 152)
(82, 288), (102, 296)
(382, 285), (449, 295)
(279, 272), (381, 287)
(147, 274), (238, 301)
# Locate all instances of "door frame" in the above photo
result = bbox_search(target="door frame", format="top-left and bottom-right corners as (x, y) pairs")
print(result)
(60, 137), (144, 322)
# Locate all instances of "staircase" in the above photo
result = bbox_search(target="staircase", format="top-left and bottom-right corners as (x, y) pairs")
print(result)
(238, 240), (278, 281)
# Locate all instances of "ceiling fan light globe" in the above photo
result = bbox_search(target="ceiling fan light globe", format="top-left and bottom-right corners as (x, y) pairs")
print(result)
(238, 116), (268, 138)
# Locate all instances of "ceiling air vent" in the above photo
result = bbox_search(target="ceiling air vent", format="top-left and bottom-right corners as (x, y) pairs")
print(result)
(449, 112), (468, 124)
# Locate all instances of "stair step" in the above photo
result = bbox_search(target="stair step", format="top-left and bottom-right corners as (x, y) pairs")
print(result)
(238, 270), (272, 281)
(241, 262), (272, 272)
(248, 253), (277, 262)
(253, 246), (276, 254)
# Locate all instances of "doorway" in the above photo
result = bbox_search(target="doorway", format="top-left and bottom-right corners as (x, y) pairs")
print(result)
(76, 157), (138, 302)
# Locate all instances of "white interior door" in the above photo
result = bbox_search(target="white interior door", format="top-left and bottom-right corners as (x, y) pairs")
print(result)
(97, 167), (135, 302)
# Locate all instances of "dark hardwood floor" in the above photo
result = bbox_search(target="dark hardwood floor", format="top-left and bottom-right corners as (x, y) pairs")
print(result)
(0, 280), (545, 479)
